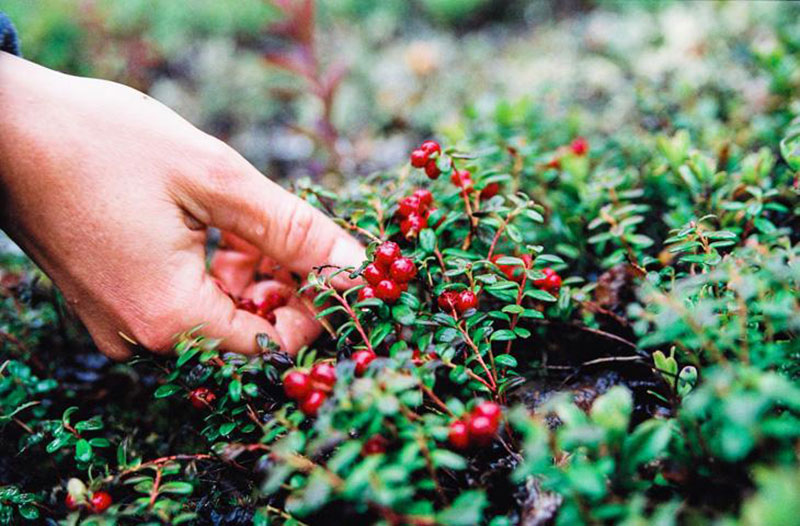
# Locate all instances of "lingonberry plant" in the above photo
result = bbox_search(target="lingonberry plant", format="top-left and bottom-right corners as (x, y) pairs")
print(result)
(2, 11), (800, 524)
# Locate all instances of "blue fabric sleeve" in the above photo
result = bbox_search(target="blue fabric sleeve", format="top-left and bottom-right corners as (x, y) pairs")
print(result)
(0, 13), (21, 56)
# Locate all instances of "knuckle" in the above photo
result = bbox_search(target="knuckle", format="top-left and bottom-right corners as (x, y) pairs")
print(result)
(202, 139), (240, 188)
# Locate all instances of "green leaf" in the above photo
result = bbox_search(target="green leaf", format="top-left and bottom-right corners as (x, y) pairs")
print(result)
(494, 354), (518, 367)
(159, 482), (194, 496)
(431, 449), (467, 470)
(75, 439), (93, 463)
(419, 228), (437, 253)
(229, 379), (242, 402)
(490, 330), (517, 342)
(154, 384), (182, 399)
(437, 491), (487, 526)
(19, 505), (39, 520)
(392, 304), (417, 325)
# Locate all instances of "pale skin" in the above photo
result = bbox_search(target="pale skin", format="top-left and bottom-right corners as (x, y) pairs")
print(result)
(0, 52), (364, 360)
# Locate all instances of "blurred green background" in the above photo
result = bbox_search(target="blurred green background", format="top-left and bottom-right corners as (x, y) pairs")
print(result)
(4, 0), (799, 184)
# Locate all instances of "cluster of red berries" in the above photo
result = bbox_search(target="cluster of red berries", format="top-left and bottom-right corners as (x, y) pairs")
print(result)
(409, 140), (442, 179)
(437, 289), (478, 316)
(65, 491), (112, 514)
(359, 241), (417, 304)
(237, 291), (287, 324)
(283, 362), (337, 416)
(188, 387), (217, 409)
(533, 267), (562, 295)
(395, 188), (436, 238)
(448, 401), (502, 450)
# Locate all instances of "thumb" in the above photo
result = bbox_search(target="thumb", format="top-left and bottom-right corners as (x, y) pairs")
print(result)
(188, 149), (365, 289)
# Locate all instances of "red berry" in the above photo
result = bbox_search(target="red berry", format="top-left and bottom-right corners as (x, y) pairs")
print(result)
(400, 212), (427, 237)
(375, 279), (402, 303)
(448, 420), (470, 450)
(424, 159), (441, 179)
(533, 267), (556, 288)
(283, 371), (311, 400)
(65, 493), (80, 511)
(412, 188), (433, 208)
(89, 491), (112, 514)
(300, 390), (326, 416)
(375, 241), (401, 268)
(238, 298), (258, 313)
(362, 435), (388, 455)
(363, 263), (386, 286)
(398, 195), (423, 218)
(264, 291), (287, 310)
(188, 387), (216, 409)
(410, 149), (428, 168)
(570, 136), (589, 156)
(467, 415), (497, 446)
(546, 156), (561, 169)
(353, 350), (376, 376)
(472, 401), (502, 424)
(544, 272), (562, 293)
(358, 286), (376, 302)
(456, 290), (478, 313)
(420, 140), (441, 155)
(450, 169), (474, 192)
(411, 348), (423, 366)
(480, 182), (500, 200)
(389, 257), (417, 283)
(492, 254), (531, 283)
(310, 362), (337, 389)
(437, 291), (459, 312)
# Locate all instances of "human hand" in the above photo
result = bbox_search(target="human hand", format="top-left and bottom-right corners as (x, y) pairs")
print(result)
(0, 53), (364, 359)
